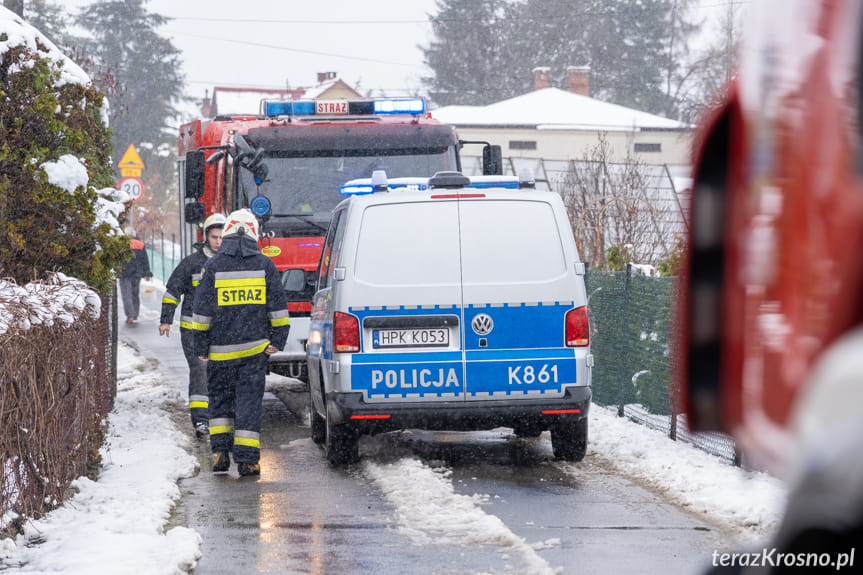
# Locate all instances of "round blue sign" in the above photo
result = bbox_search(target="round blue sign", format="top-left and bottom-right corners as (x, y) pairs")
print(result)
(250, 195), (272, 217)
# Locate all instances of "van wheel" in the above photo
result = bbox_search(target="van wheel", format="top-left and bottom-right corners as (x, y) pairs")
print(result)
(310, 395), (326, 445)
(551, 418), (588, 462)
(325, 399), (359, 465)
(513, 423), (543, 438)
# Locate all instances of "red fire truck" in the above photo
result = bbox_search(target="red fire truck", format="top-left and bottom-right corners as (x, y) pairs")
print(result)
(177, 97), (501, 380)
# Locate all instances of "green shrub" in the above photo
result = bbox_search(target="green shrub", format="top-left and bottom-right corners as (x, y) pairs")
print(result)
(0, 38), (128, 293)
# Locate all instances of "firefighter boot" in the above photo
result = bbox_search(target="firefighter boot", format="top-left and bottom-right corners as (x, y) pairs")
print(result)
(237, 462), (261, 477)
(212, 451), (230, 473)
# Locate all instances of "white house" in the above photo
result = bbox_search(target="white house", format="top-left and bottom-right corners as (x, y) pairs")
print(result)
(430, 67), (692, 194)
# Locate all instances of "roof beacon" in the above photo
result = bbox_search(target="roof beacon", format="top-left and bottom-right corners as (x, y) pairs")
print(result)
(519, 169), (536, 189)
(372, 170), (388, 192)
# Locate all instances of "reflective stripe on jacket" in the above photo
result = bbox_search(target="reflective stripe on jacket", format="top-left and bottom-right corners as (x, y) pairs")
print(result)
(160, 250), (208, 327)
(191, 235), (290, 361)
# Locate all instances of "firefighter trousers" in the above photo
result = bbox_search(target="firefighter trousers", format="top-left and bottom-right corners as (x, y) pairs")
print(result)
(207, 353), (267, 464)
(180, 328), (208, 427)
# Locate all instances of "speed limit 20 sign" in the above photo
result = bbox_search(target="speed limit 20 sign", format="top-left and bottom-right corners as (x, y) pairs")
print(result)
(118, 177), (143, 203)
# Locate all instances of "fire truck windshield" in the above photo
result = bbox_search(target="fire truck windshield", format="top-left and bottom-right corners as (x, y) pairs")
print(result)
(237, 147), (456, 236)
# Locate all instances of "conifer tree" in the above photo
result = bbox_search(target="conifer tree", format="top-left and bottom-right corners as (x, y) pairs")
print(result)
(74, 0), (185, 163)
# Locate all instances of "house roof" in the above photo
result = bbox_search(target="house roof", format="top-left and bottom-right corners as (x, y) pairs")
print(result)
(302, 78), (362, 100)
(206, 78), (363, 117)
(430, 88), (689, 132)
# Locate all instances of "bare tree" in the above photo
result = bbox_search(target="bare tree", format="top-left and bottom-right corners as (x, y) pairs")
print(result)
(559, 134), (677, 270)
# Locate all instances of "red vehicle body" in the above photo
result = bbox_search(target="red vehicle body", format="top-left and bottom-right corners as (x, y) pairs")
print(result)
(678, 0), (863, 564)
(177, 98), (500, 379)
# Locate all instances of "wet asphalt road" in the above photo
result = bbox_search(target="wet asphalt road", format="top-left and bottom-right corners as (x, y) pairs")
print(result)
(122, 305), (728, 575)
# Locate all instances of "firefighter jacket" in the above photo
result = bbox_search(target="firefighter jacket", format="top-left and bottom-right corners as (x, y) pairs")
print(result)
(160, 250), (207, 329)
(192, 235), (290, 361)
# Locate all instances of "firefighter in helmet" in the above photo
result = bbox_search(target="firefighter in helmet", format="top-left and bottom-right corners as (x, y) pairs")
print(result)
(159, 213), (226, 438)
(191, 209), (290, 477)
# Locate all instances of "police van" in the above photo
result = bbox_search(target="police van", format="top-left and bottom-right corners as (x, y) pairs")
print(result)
(306, 170), (592, 464)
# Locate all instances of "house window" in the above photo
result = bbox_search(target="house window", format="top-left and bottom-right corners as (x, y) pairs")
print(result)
(509, 140), (537, 150)
(634, 142), (662, 153)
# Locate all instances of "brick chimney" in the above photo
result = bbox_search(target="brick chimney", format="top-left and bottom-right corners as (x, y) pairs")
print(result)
(532, 67), (551, 91)
(317, 71), (337, 84)
(567, 66), (590, 97)
(201, 89), (212, 118)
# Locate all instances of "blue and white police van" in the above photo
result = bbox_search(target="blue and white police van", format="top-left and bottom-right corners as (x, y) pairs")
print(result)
(306, 170), (592, 464)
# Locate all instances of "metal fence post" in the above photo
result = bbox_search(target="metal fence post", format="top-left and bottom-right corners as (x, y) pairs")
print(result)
(618, 263), (632, 417)
(161, 229), (165, 281)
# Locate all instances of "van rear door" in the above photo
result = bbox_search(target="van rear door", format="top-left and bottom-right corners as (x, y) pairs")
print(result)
(347, 200), (466, 403)
(457, 198), (580, 400)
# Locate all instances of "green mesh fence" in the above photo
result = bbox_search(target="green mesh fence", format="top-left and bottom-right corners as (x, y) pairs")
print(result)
(586, 266), (737, 462)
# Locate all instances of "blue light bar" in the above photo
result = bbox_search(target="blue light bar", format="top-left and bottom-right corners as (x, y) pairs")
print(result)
(264, 98), (426, 117)
(373, 98), (425, 115)
(264, 100), (316, 116)
(466, 176), (519, 189)
(341, 184), (375, 196)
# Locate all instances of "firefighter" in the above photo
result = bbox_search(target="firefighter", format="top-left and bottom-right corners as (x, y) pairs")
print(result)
(191, 209), (290, 477)
(159, 213), (225, 438)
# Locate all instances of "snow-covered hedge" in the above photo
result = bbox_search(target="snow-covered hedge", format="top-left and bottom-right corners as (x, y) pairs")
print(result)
(0, 273), (115, 537)
(0, 7), (129, 293)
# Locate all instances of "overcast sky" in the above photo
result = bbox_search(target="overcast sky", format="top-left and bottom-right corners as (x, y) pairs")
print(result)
(55, 0), (741, 119)
(62, 0), (440, 104)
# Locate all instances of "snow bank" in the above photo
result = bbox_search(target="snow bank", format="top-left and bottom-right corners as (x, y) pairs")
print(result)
(584, 405), (787, 542)
(0, 272), (102, 336)
(365, 458), (559, 575)
(0, 343), (203, 574)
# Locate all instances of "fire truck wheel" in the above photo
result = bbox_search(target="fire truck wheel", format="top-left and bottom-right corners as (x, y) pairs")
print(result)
(513, 423), (544, 438)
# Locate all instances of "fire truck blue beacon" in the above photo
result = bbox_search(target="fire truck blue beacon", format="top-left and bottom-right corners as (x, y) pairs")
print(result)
(306, 170), (593, 465)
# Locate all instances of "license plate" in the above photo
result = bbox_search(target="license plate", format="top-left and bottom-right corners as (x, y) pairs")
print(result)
(373, 328), (449, 348)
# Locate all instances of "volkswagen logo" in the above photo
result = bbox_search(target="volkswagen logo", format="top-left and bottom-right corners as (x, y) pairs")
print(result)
(471, 313), (494, 336)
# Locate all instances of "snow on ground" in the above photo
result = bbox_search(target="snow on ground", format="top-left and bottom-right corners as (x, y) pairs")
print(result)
(1, 334), (788, 574)
(584, 407), (787, 542)
(365, 458), (560, 575)
(0, 343), (202, 574)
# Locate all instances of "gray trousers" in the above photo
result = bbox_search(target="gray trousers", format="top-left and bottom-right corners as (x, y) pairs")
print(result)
(119, 277), (141, 320)
(181, 328), (209, 426)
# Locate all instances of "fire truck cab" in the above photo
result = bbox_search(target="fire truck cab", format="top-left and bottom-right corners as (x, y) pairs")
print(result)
(177, 97), (502, 380)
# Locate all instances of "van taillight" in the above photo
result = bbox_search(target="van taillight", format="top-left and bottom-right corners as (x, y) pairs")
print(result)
(565, 306), (589, 347)
(334, 312), (360, 353)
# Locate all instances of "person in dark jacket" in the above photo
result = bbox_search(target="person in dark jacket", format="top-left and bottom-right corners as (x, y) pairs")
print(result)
(159, 213), (225, 438)
(191, 209), (290, 477)
(119, 230), (152, 323)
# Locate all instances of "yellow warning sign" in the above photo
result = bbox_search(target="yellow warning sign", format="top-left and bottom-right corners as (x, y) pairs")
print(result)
(118, 144), (144, 178)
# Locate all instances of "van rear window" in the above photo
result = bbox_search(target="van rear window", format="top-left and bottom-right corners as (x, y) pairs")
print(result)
(459, 200), (566, 284)
(354, 202), (461, 286)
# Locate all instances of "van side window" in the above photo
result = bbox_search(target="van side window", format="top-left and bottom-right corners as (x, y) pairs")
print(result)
(317, 209), (344, 290)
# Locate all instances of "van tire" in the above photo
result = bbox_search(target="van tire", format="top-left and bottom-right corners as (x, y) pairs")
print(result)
(310, 396), (326, 446)
(551, 418), (588, 462)
(325, 399), (360, 465)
